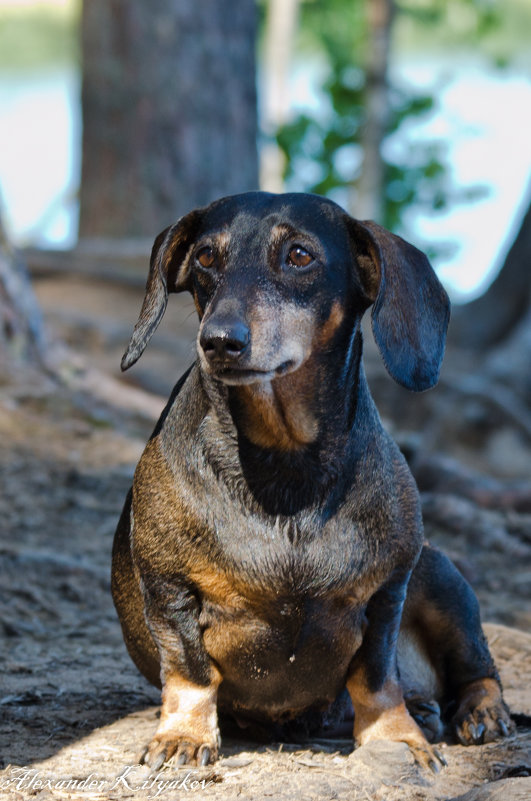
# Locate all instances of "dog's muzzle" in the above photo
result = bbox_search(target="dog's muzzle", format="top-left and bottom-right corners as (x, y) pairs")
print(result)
(200, 319), (250, 364)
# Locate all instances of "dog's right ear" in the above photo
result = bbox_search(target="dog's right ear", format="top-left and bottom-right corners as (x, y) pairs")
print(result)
(121, 210), (201, 371)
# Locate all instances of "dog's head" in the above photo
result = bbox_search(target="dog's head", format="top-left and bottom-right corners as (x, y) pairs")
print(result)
(121, 192), (449, 393)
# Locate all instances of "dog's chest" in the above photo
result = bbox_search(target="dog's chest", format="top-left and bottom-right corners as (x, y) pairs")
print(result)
(133, 433), (393, 710)
(222, 510), (372, 592)
(141, 424), (391, 600)
(193, 508), (383, 713)
(173, 483), (386, 611)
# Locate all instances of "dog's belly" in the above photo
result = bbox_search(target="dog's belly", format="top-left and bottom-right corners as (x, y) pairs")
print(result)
(201, 597), (365, 720)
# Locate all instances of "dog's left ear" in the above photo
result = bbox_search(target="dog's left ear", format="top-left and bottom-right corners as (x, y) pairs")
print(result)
(347, 218), (450, 391)
(121, 210), (202, 371)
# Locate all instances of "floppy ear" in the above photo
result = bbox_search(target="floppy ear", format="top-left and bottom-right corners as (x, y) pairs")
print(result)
(347, 218), (450, 391)
(121, 210), (201, 371)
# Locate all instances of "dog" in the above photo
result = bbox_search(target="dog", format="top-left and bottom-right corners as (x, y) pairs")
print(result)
(112, 191), (511, 772)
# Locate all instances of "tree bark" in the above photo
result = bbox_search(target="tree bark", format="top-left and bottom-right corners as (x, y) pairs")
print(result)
(353, 0), (395, 221)
(0, 215), (45, 364)
(79, 0), (259, 238)
(260, 0), (300, 193)
(449, 190), (531, 350)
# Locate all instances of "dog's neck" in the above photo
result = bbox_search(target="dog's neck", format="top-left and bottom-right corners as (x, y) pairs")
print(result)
(229, 328), (364, 453)
(230, 359), (320, 452)
(197, 329), (368, 515)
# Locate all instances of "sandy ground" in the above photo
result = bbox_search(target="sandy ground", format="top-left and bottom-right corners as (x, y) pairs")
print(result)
(0, 275), (530, 800)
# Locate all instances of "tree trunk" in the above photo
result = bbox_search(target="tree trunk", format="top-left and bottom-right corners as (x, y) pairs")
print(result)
(260, 0), (300, 193)
(353, 0), (395, 221)
(449, 190), (531, 350)
(0, 215), (45, 364)
(79, 0), (259, 238)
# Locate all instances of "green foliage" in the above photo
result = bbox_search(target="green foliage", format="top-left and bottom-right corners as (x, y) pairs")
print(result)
(0, 4), (80, 71)
(397, 0), (502, 47)
(274, 0), (509, 235)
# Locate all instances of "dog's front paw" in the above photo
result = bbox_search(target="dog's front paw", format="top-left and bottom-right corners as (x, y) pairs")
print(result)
(140, 671), (222, 769)
(453, 678), (513, 745)
(403, 737), (447, 774)
(140, 732), (219, 769)
(354, 701), (447, 773)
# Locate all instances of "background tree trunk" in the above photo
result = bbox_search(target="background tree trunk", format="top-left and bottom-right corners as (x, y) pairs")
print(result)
(353, 0), (395, 221)
(79, 0), (259, 238)
(260, 0), (300, 192)
(0, 213), (45, 364)
(449, 189), (531, 350)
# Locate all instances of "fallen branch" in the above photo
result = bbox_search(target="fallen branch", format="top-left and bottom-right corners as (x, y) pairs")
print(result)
(23, 239), (152, 288)
(421, 492), (530, 557)
(412, 451), (531, 513)
(441, 374), (531, 443)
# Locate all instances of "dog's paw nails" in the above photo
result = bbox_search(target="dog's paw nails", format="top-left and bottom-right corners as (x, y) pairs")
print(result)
(466, 722), (476, 741)
(175, 741), (198, 765)
(453, 705), (512, 746)
(198, 745), (212, 766)
(140, 741), (171, 770)
(426, 745), (447, 773)
(175, 750), (188, 765)
(469, 722), (486, 743)
(452, 679), (512, 746)
(151, 751), (167, 772)
(454, 719), (477, 746)
(497, 717), (510, 737)
(140, 734), (218, 768)
(139, 737), (179, 769)
(137, 747), (149, 765)
(408, 741), (447, 773)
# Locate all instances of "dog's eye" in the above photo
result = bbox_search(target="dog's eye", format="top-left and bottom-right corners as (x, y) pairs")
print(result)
(287, 246), (313, 269)
(196, 246), (215, 268)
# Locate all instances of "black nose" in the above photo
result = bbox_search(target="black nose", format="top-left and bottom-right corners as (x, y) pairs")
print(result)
(200, 320), (250, 362)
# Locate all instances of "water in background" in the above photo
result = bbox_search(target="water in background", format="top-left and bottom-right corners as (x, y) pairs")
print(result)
(0, 62), (530, 299)
(394, 59), (531, 299)
(0, 68), (80, 247)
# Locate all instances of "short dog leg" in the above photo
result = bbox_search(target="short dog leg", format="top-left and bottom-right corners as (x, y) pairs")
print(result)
(347, 570), (446, 772)
(139, 575), (222, 767)
(141, 669), (222, 769)
(405, 545), (513, 746)
(453, 677), (511, 746)
(347, 670), (446, 771)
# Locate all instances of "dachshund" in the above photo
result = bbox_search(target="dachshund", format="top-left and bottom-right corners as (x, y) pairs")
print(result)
(112, 192), (511, 771)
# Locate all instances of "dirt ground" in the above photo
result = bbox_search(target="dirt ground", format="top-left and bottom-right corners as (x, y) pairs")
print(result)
(0, 274), (530, 800)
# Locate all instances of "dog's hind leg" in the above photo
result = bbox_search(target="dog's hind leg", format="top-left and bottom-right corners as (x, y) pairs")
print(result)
(111, 490), (161, 687)
(400, 544), (513, 745)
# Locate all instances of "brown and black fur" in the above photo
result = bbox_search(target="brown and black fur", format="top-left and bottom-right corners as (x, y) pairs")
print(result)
(112, 192), (511, 771)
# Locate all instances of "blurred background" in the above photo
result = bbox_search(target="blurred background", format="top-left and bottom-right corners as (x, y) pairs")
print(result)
(1, 0), (530, 292)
